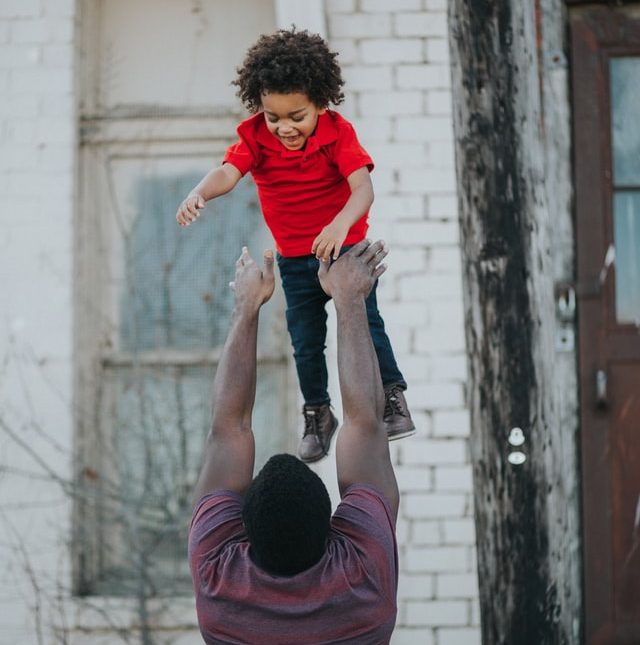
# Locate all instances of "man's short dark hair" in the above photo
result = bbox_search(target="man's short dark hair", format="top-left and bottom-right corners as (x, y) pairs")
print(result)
(242, 453), (331, 575)
(233, 27), (345, 113)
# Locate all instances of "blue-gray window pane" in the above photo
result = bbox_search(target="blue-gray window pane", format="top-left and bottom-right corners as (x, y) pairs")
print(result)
(120, 174), (263, 352)
(99, 360), (288, 596)
(97, 365), (211, 596)
(613, 192), (640, 324)
(610, 57), (640, 186)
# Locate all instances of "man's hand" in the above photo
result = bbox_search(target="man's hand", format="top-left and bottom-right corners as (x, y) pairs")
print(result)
(176, 193), (205, 227)
(229, 247), (275, 312)
(192, 246), (273, 503)
(326, 239), (399, 516)
(318, 239), (388, 303)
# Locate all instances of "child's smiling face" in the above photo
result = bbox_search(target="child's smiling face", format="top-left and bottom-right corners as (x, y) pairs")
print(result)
(260, 91), (326, 151)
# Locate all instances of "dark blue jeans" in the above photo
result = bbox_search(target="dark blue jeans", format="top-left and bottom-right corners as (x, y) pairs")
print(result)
(277, 249), (406, 406)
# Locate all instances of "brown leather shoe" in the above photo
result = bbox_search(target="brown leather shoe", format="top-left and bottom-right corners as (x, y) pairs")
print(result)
(297, 404), (339, 463)
(384, 385), (416, 441)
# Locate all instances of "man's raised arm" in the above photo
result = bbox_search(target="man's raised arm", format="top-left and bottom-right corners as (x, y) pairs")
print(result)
(318, 240), (399, 518)
(192, 247), (275, 507)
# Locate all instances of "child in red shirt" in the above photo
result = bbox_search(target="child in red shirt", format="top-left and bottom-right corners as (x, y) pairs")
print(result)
(176, 28), (414, 462)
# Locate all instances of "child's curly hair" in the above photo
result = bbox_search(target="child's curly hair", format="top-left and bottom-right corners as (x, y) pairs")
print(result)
(233, 28), (345, 113)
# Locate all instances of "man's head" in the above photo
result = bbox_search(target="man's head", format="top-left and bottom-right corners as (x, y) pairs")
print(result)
(242, 453), (331, 576)
(233, 28), (345, 114)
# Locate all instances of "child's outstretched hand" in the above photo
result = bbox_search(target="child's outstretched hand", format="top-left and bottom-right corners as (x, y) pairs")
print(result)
(176, 193), (205, 227)
(312, 221), (349, 262)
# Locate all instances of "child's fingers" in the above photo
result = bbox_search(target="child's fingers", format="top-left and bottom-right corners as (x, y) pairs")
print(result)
(333, 242), (342, 260)
(314, 239), (328, 260)
(320, 241), (335, 262)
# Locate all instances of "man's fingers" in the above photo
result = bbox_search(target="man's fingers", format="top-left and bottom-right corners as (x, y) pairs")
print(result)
(236, 246), (251, 265)
(317, 256), (329, 280)
(349, 239), (371, 257)
(263, 249), (275, 278)
(373, 263), (388, 280)
(241, 246), (253, 265)
(361, 239), (387, 266)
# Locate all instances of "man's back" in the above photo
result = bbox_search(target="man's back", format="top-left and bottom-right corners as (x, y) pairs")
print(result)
(189, 484), (398, 645)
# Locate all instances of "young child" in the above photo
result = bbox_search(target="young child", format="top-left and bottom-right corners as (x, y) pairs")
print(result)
(176, 28), (414, 463)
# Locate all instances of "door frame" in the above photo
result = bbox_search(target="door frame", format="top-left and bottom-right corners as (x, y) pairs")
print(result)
(571, 6), (640, 641)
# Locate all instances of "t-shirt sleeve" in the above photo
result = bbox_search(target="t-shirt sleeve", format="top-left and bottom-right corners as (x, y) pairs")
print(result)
(188, 491), (245, 569)
(332, 121), (374, 179)
(331, 485), (399, 600)
(222, 139), (254, 176)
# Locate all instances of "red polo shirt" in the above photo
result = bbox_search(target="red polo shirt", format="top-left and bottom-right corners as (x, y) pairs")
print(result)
(223, 110), (374, 257)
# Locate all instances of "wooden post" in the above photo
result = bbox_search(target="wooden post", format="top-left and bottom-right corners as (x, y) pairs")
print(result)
(448, 1), (580, 642)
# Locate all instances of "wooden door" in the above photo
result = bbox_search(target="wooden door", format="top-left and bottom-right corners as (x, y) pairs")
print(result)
(571, 7), (640, 644)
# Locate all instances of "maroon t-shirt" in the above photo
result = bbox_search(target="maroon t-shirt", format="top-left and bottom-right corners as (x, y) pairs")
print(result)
(188, 484), (398, 645)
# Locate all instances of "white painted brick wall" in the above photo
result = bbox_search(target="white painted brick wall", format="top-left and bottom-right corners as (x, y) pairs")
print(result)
(1, 1), (480, 643)
(429, 193), (458, 219)
(329, 12), (392, 38)
(343, 64), (393, 90)
(360, 38), (424, 64)
(362, 0), (422, 11)
(395, 11), (448, 37)
(438, 573), (481, 599)
(326, 1), (479, 643)
(325, 0), (357, 13)
(359, 89), (423, 116)
(427, 88), (453, 115)
(405, 599), (469, 626)
(406, 546), (468, 571)
(398, 572), (435, 600)
(427, 37), (450, 63)
(0, 1), (76, 643)
(412, 520), (440, 544)
(397, 63), (451, 89)
(440, 628), (482, 645)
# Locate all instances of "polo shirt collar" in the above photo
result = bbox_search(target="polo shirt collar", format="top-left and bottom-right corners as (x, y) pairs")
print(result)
(241, 111), (339, 159)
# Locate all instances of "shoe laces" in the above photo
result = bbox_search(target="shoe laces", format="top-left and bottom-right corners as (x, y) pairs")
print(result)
(303, 409), (319, 437)
(384, 387), (405, 418)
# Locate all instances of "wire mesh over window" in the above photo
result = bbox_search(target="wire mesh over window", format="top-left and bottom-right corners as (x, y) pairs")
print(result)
(119, 174), (257, 352)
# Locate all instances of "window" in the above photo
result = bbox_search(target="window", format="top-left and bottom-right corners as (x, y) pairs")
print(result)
(610, 57), (640, 325)
(74, 0), (290, 598)
(76, 149), (292, 597)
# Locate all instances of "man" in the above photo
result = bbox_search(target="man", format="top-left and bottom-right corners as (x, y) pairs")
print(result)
(188, 240), (400, 645)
